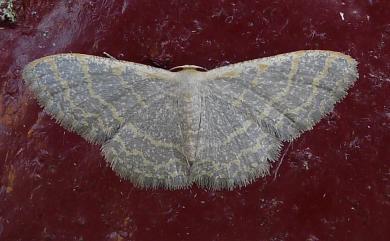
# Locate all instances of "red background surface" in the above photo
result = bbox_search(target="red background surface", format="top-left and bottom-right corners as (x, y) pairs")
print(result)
(1, 1), (389, 240)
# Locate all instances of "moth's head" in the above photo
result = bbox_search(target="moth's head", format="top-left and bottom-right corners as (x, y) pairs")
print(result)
(169, 65), (207, 72)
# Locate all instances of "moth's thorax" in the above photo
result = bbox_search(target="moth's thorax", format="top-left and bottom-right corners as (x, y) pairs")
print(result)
(175, 70), (204, 165)
(169, 65), (207, 72)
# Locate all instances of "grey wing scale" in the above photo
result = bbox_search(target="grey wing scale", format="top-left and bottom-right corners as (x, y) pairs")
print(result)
(192, 50), (358, 189)
(23, 54), (190, 189)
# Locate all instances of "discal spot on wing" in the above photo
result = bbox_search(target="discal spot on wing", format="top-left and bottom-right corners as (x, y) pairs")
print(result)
(258, 63), (269, 72)
(221, 70), (241, 79)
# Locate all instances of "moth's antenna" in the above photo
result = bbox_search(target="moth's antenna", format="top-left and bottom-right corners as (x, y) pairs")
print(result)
(103, 52), (117, 60)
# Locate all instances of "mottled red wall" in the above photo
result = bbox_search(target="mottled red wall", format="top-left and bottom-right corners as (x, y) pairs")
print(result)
(1, 1), (389, 241)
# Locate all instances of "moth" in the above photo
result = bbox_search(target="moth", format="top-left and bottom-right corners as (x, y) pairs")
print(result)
(23, 50), (358, 190)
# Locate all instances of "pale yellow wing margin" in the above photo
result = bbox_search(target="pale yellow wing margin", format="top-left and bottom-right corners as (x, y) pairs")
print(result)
(23, 53), (175, 144)
(205, 50), (358, 141)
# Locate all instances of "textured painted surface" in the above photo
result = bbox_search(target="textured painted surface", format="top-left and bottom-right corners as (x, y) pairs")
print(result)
(23, 51), (357, 190)
(0, 0), (16, 23)
(0, 0), (389, 240)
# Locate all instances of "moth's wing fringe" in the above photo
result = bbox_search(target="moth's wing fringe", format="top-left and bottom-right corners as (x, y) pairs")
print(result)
(101, 145), (191, 190)
(192, 141), (283, 190)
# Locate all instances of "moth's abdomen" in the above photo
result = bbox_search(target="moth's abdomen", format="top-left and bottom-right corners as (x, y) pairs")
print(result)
(177, 80), (202, 165)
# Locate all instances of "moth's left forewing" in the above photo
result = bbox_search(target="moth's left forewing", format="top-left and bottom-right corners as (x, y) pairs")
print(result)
(204, 50), (359, 141)
(23, 54), (177, 144)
